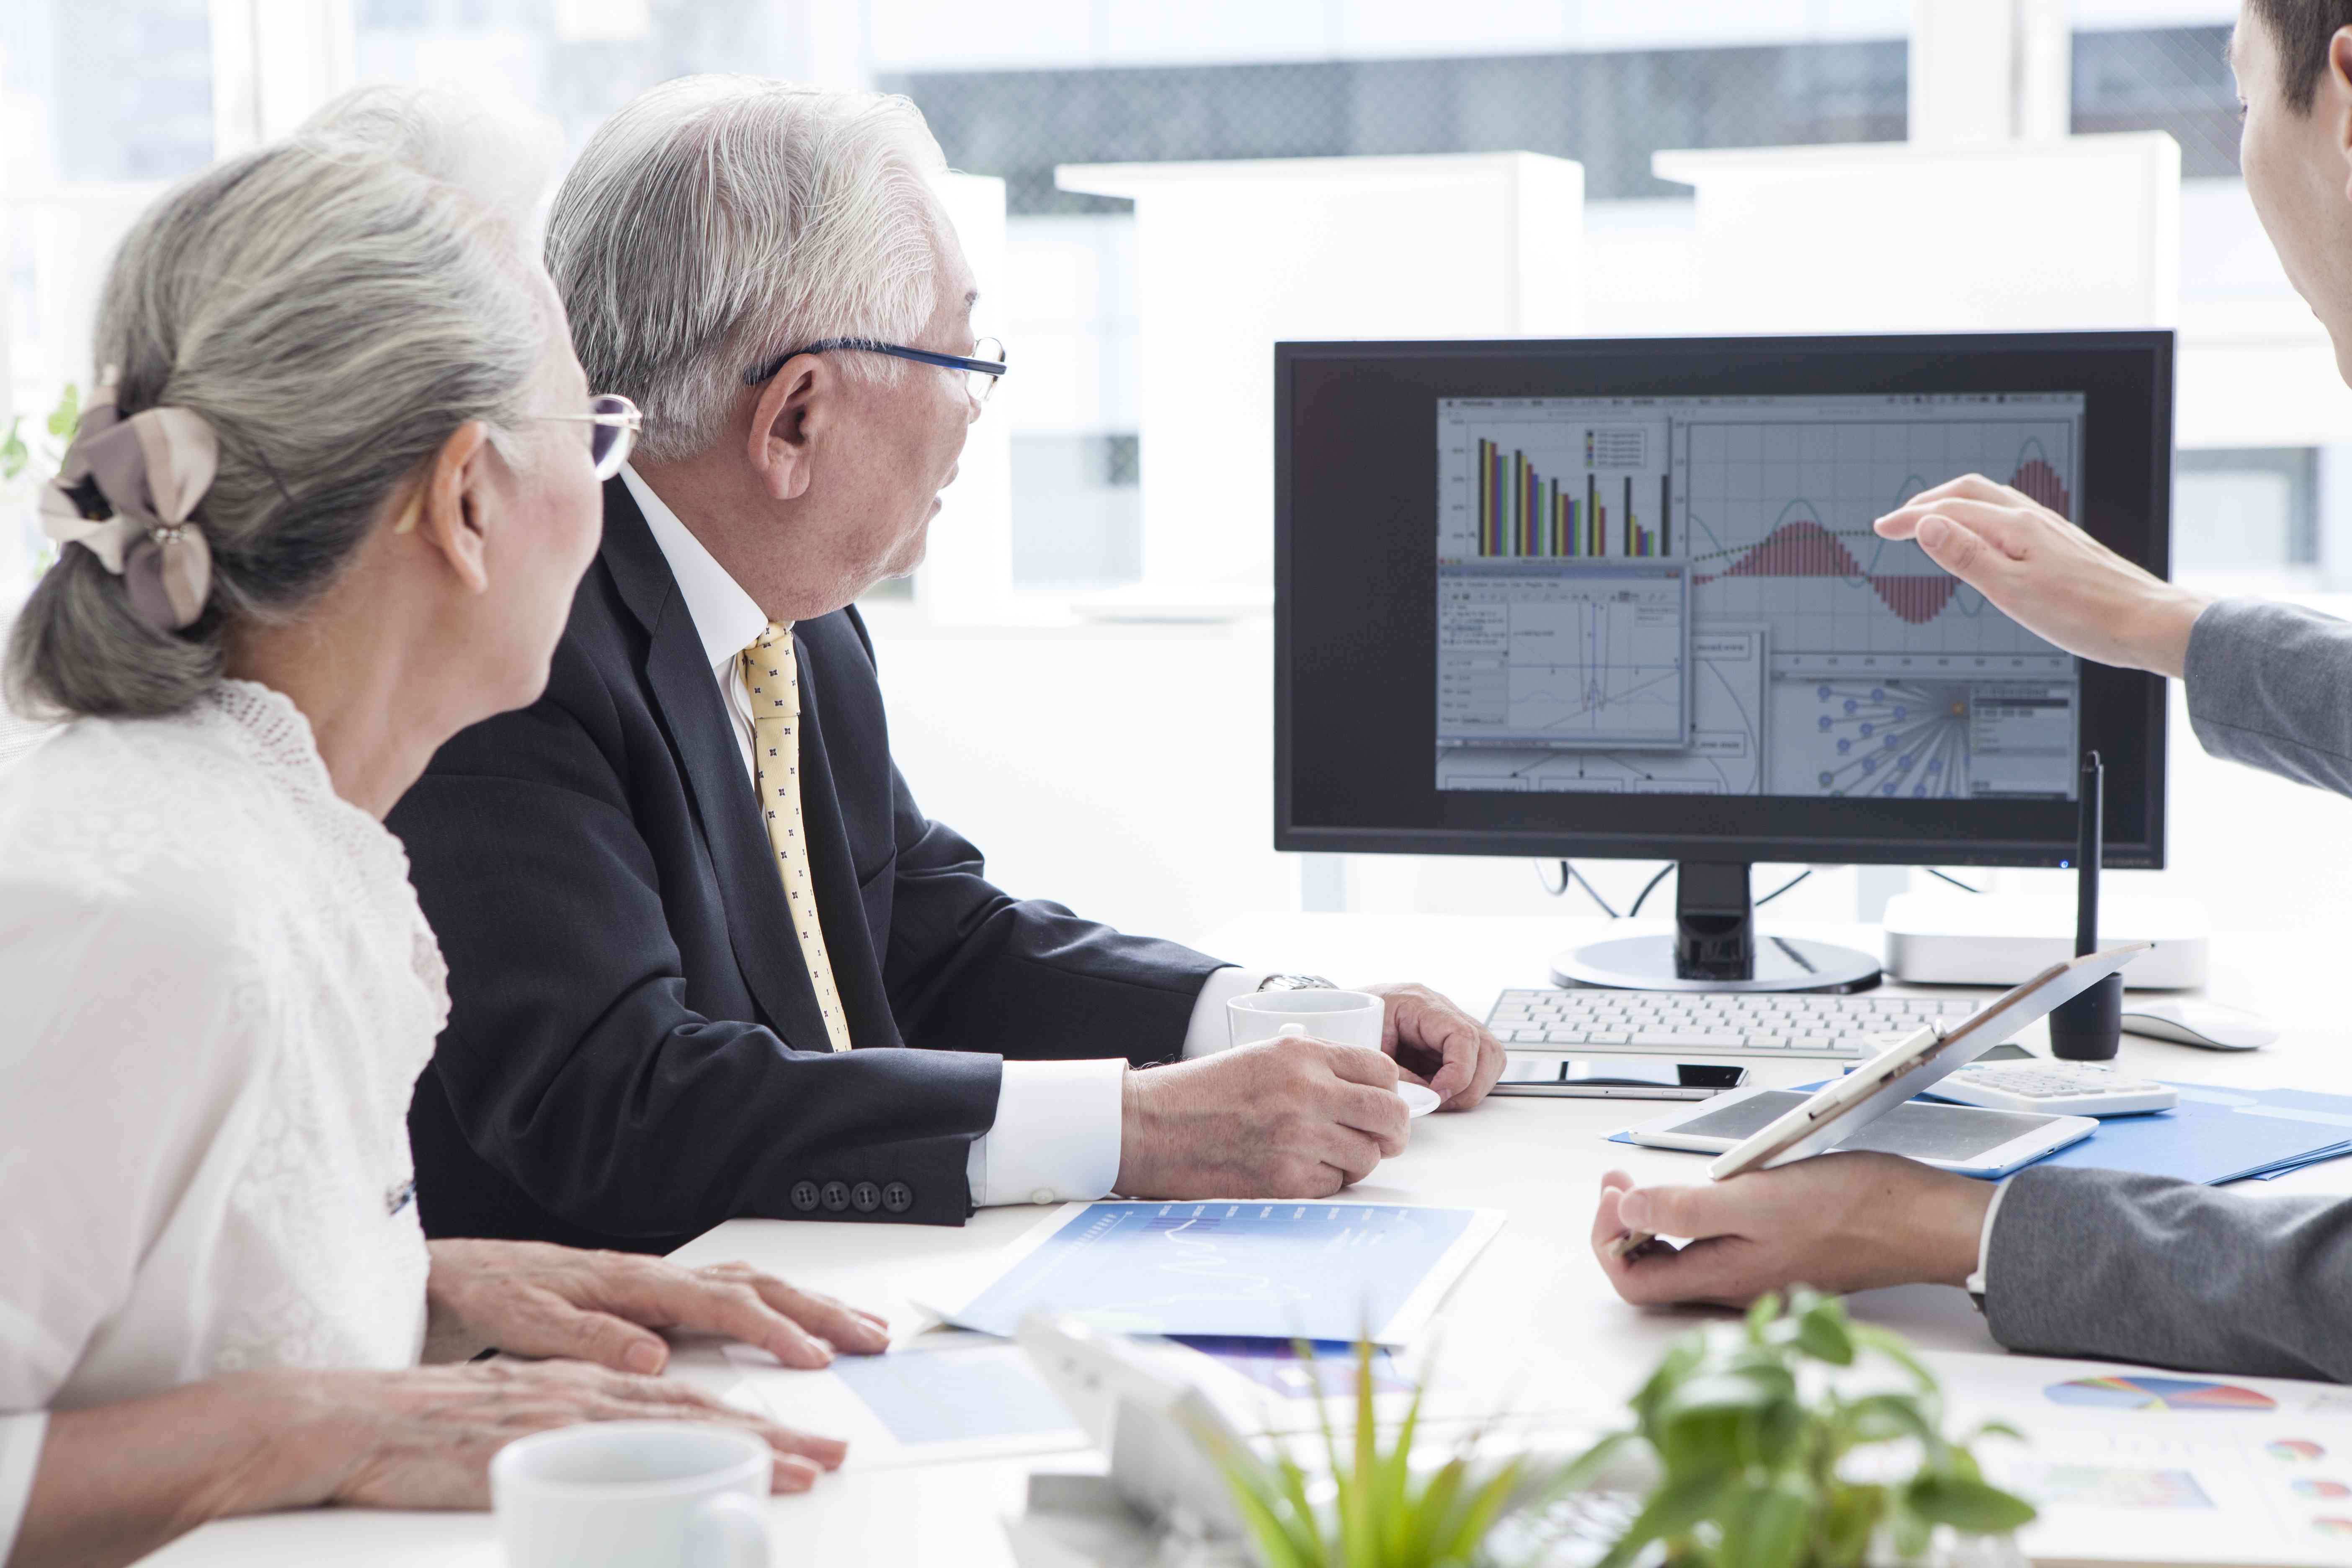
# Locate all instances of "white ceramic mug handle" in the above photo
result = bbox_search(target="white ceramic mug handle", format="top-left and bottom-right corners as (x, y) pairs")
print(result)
(1277, 1023), (1310, 1039)
(686, 1491), (769, 1568)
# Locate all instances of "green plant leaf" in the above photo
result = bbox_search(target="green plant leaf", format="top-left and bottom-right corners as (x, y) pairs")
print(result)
(1660, 1367), (1796, 1420)
(1, 417), (25, 481)
(1551, 1430), (1639, 1498)
(1888, 1499), (1934, 1563)
(1841, 1393), (1936, 1447)
(1904, 1475), (2037, 1534)
(1723, 1475), (1815, 1568)
(1437, 1458), (1532, 1561)
(1633, 1334), (1708, 1434)
(45, 383), (78, 440)
(1597, 1467), (1731, 1568)
(1794, 1297), (1857, 1366)
(1815, 1483), (1887, 1568)
(1746, 1290), (1784, 1343)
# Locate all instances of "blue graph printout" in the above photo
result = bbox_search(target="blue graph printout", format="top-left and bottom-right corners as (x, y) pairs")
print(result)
(945, 1202), (1493, 1343)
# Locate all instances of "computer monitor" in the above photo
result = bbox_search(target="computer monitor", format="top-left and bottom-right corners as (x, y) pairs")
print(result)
(1274, 331), (2171, 992)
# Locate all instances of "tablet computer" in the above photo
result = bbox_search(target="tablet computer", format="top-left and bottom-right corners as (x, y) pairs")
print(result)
(1624, 1086), (2096, 1179)
(1696, 943), (2146, 1180)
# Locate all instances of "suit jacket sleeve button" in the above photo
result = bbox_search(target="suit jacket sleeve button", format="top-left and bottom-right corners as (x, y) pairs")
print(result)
(790, 1181), (820, 1213)
(820, 1181), (850, 1212)
(851, 1181), (880, 1213)
(882, 1181), (913, 1213)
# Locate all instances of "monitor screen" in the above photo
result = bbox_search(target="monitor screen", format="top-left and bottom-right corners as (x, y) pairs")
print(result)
(1277, 334), (2169, 868)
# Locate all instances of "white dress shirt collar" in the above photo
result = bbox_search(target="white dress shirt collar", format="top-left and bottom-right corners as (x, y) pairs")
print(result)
(621, 464), (772, 671)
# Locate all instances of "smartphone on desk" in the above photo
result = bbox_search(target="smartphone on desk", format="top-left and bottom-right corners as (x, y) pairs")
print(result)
(1491, 1053), (1748, 1101)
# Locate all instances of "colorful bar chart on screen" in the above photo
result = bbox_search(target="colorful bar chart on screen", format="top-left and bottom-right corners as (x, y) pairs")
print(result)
(1447, 406), (1674, 562)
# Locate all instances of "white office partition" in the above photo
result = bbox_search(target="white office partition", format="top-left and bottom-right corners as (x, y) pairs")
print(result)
(1651, 134), (2180, 336)
(1055, 153), (1585, 594)
(912, 171), (1014, 625)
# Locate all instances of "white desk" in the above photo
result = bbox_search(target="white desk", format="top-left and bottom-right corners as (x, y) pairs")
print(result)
(147, 913), (2352, 1565)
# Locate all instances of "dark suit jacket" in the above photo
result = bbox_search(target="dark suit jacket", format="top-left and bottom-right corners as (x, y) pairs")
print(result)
(389, 479), (1226, 1252)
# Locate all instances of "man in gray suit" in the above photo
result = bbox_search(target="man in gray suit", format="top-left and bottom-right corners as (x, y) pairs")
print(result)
(1589, 0), (2352, 1383)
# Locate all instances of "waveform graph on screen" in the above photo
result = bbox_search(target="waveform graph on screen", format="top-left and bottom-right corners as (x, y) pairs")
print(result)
(2011, 441), (2072, 517)
(1680, 417), (2076, 659)
(1714, 518), (1963, 627)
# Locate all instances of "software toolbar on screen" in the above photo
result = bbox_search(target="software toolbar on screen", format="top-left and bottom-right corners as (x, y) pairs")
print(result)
(1434, 392), (2083, 802)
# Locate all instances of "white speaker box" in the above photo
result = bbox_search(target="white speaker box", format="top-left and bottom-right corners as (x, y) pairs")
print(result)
(1881, 891), (2209, 989)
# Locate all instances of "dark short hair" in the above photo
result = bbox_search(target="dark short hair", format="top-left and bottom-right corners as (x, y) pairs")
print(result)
(2249, 1), (2352, 112)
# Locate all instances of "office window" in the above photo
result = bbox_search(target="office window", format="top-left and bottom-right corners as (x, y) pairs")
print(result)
(2, 0), (215, 601)
(888, 44), (1906, 214)
(2072, 25), (2237, 178)
(2175, 448), (2317, 575)
(889, 41), (1907, 589)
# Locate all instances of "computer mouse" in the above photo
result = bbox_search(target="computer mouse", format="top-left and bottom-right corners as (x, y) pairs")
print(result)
(2117, 998), (2278, 1051)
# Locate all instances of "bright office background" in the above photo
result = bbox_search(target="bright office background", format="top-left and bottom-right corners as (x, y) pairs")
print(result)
(2, 0), (2342, 960)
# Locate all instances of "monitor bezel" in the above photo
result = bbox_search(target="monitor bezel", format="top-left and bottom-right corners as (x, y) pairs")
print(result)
(1273, 330), (2171, 869)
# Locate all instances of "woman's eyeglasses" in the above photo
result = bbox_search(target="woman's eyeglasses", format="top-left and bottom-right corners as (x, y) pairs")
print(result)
(527, 393), (642, 480)
(741, 337), (1008, 405)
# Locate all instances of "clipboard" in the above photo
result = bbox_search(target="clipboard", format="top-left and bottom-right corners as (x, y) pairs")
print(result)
(1607, 943), (2150, 1256)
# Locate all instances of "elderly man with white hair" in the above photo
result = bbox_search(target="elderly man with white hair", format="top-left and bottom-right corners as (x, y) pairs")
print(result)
(388, 76), (1506, 1251)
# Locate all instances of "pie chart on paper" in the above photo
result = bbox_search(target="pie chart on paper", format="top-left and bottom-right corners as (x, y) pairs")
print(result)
(2044, 1375), (2279, 1413)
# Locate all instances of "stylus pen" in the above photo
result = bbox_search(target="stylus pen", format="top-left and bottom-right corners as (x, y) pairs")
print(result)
(2075, 750), (2102, 958)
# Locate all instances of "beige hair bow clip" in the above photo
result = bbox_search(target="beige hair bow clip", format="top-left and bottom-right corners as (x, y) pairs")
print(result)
(38, 374), (220, 631)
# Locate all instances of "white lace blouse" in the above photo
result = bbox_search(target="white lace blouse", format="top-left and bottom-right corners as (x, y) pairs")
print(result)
(0, 680), (449, 1555)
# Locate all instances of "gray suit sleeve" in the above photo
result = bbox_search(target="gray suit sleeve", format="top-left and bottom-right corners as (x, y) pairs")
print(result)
(2185, 597), (2352, 797)
(1984, 1166), (2352, 1381)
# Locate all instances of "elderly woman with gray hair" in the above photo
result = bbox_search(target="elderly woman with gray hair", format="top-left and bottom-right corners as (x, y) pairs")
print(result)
(0, 88), (884, 1568)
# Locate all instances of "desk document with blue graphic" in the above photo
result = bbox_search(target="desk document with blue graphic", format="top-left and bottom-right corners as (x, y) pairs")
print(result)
(1435, 392), (2084, 802)
(927, 1201), (1503, 1344)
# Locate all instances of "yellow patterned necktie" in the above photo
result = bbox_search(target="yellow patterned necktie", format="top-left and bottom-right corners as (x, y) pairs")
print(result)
(740, 623), (853, 1053)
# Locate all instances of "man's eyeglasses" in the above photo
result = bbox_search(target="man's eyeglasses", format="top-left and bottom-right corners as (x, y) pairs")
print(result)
(527, 393), (642, 480)
(742, 337), (1008, 405)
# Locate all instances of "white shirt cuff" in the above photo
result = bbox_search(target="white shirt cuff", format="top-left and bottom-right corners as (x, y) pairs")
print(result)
(965, 1058), (1130, 1207)
(1183, 967), (1271, 1058)
(0, 1411), (48, 1568)
(1964, 1177), (2015, 1297)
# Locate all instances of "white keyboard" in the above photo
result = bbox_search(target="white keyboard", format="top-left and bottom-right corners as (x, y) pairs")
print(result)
(1486, 987), (1981, 1060)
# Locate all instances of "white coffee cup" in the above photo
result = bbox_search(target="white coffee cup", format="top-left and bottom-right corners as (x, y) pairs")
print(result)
(492, 1422), (771, 1568)
(1227, 987), (1385, 1051)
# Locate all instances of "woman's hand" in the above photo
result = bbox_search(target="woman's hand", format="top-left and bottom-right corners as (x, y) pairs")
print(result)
(17, 1360), (846, 1568)
(1874, 473), (2209, 678)
(311, 1359), (845, 1509)
(425, 1239), (887, 1373)
(1588, 1155), (1993, 1309)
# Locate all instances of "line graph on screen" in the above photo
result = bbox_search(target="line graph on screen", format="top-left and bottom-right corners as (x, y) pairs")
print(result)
(1681, 423), (2073, 657)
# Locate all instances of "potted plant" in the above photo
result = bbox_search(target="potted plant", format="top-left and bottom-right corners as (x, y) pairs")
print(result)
(1201, 1290), (2034, 1568)
(1557, 1289), (2034, 1568)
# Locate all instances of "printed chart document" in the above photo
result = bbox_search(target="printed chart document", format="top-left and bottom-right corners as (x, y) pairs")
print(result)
(916, 1201), (1505, 1344)
(1922, 1349), (2352, 1566)
(721, 1329), (1090, 1471)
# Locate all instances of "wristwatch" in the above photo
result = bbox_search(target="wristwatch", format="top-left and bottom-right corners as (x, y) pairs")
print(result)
(1256, 973), (1336, 992)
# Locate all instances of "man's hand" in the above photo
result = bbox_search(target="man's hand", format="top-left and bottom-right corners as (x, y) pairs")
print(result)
(1362, 981), (1506, 1110)
(425, 1239), (889, 1373)
(1589, 1155), (1992, 1309)
(1116, 1032), (1409, 1198)
(1874, 474), (2209, 678)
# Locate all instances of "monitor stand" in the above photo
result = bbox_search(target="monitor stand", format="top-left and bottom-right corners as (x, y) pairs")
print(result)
(1549, 861), (1881, 994)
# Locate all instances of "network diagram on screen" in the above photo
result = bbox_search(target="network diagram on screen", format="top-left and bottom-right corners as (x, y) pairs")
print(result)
(1433, 392), (2083, 802)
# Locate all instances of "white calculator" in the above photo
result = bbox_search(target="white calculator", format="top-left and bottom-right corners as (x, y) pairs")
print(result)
(1928, 1060), (2177, 1117)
